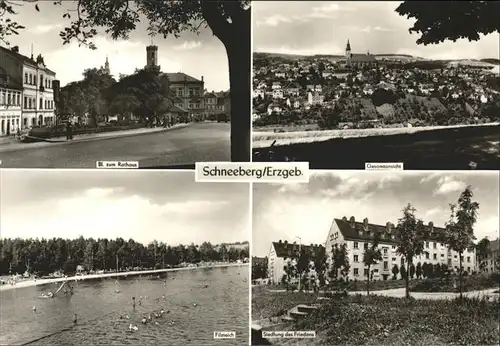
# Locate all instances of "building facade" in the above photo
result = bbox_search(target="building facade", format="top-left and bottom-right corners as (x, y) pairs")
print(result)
(143, 45), (205, 119)
(325, 216), (477, 281)
(0, 68), (22, 136)
(267, 241), (315, 284)
(0, 46), (56, 128)
(477, 238), (499, 274)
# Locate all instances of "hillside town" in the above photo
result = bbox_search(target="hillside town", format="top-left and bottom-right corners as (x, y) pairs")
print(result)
(0, 44), (230, 138)
(252, 41), (500, 130)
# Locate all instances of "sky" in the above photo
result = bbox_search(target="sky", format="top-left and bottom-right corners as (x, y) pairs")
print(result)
(253, 171), (500, 257)
(253, 1), (500, 60)
(1, 1), (229, 91)
(0, 170), (249, 246)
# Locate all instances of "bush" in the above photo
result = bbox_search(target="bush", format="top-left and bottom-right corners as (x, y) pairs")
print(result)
(296, 294), (499, 345)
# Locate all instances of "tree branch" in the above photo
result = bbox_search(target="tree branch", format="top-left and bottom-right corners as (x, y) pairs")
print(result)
(201, 0), (230, 43)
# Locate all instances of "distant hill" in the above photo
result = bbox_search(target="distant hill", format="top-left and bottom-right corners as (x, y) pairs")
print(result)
(480, 58), (500, 65)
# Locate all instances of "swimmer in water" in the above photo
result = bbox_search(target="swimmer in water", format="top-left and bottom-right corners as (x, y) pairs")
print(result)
(132, 297), (136, 309)
(73, 314), (77, 324)
(32, 305), (36, 312)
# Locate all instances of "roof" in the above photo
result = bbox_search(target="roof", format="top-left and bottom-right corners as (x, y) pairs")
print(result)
(0, 46), (56, 74)
(350, 54), (377, 62)
(164, 72), (202, 83)
(489, 239), (499, 252)
(0, 69), (22, 90)
(271, 241), (313, 258)
(333, 217), (447, 244)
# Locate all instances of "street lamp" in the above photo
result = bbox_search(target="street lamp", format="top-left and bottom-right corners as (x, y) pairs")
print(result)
(295, 236), (302, 292)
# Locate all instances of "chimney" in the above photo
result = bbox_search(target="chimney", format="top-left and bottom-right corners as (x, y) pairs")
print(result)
(363, 217), (369, 229)
(428, 221), (434, 232)
(349, 216), (355, 227)
(11, 46), (19, 53)
(386, 222), (393, 233)
(201, 76), (204, 82)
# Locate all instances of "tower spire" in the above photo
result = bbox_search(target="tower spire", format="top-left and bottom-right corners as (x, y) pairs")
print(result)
(104, 54), (110, 74)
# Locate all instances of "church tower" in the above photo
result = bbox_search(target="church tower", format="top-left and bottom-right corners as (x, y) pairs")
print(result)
(345, 39), (352, 65)
(103, 55), (110, 75)
(145, 45), (160, 72)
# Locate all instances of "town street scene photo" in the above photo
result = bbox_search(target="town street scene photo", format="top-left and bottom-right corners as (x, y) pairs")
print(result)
(252, 171), (500, 345)
(252, 1), (500, 169)
(0, 170), (250, 345)
(0, 1), (251, 168)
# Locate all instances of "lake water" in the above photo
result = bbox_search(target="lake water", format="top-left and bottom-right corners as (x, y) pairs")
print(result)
(0, 265), (249, 345)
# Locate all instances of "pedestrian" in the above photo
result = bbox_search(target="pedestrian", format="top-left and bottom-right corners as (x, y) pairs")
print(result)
(66, 121), (72, 140)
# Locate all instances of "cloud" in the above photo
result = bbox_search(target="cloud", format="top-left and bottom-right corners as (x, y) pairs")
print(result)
(28, 23), (63, 34)
(2, 187), (231, 244)
(256, 14), (292, 27)
(44, 36), (182, 86)
(433, 176), (467, 196)
(172, 41), (202, 51)
(424, 206), (447, 218)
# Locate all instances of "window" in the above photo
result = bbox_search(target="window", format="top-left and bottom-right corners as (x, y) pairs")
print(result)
(24, 73), (28, 83)
(23, 118), (27, 126)
(39, 98), (43, 109)
(28, 98), (32, 109)
(24, 96), (27, 108)
(392, 245), (396, 250)
(426, 253), (430, 259)
(364, 243), (368, 250)
(353, 242), (358, 249)
(441, 254), (444, 257)
(448, 259), (452, 266)
(354, 255), (359, 262)
(7, 93), (11, 105)
(392, 257), (396, 262)
(425, 242), (429, 248)
(433, 254), (437, 260)
(467, 257), (470, 263)
(354, 268), (359, 276)
(364, 268), (369, 276)
(383, 248), (388, 256)
(16, 93), (20, 106)
(433, 242), (437, 249)
(383, 261), (388, 270)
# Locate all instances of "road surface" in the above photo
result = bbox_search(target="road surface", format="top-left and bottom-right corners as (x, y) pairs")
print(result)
(0, 122), (229, 168)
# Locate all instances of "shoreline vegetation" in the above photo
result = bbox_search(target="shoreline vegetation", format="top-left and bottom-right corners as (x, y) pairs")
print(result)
(252, 122), (499, 148)
(0, 262), (248, 292)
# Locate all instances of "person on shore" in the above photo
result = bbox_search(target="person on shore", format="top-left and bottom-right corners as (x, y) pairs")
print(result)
(69, 285), (74, 295)
(132, 297), (136, 310)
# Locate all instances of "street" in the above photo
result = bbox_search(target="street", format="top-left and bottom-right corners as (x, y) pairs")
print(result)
(0, 122), (229, 168)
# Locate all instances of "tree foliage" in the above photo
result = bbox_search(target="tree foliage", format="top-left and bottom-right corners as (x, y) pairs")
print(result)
(329, 243), (350, 283)
(363, 230), (382, 295)
(443, 186), (479, 298)
(396, 1), (500, 45)
(251, 256), (268, 280)
(396, 203), (425, 298)
(0, 237), (249, 277)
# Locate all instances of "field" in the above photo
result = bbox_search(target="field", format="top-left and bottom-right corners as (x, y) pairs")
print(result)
(252, 124), (500, 170)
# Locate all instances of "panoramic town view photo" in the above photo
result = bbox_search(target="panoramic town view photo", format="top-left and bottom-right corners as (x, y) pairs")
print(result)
(0, 1), (251, 168)
(0, 170), (250, 345)
(251, 171), (500, 345)
(252, 1), (500, 169)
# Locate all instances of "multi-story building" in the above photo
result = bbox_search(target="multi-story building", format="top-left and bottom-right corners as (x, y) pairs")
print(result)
(204, 91), (230, 117)
(0, 46), (56, 128)
(267, 241), (313, 284)
(0, 68), (22, 136)
(325, 216), (477, 281)
(143, 45), (205, 119)
(477, 238), (499, 274)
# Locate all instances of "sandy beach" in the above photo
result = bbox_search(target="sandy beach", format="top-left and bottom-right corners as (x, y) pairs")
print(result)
(252, 122), (500, 148)
(0, 263), (248, 292)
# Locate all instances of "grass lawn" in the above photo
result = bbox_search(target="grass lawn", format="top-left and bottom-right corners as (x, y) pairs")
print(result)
(260, 293), (500, 345)
(252, 286), (319, 321)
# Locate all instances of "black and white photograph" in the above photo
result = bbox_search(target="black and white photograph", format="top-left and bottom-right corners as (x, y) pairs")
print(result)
(0, 0), (251, 168)
(0, 170), (250, 345)
(252, 1), (500, 170)
(251, 171), (500, 345)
